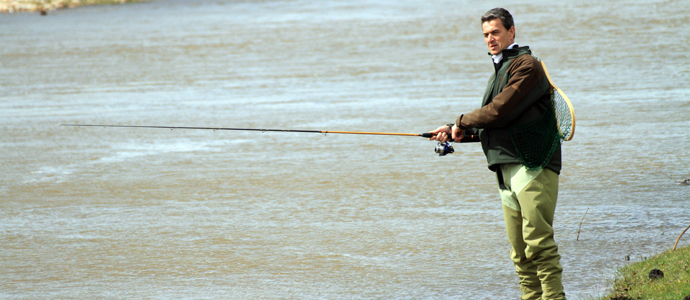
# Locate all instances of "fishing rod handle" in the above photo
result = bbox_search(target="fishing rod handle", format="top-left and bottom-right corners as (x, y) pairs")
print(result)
(421, 132), (479, 143)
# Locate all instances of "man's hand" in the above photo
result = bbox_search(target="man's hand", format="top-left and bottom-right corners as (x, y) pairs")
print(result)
(429, 125), (464, 143)
(451, 125), (465, 143)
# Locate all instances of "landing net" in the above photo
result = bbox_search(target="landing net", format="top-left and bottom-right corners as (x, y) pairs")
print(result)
(543, 61), (575, 141)
(509, 99), (562, 171)
(508, 60), (575, 171)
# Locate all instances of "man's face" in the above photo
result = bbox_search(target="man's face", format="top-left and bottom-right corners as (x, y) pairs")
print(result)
(482, 19), (515, 56)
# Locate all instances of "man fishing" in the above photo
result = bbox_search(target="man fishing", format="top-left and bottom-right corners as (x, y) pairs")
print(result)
(430, 8), (566, 300)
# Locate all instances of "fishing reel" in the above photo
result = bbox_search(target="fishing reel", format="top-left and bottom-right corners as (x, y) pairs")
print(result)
(434, 141), (455, 156)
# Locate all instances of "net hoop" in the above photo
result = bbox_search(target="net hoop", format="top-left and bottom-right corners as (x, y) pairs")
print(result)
(541, 61), (576, 141)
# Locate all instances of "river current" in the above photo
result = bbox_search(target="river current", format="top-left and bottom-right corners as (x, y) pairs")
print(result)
(1, 0), (689, 299)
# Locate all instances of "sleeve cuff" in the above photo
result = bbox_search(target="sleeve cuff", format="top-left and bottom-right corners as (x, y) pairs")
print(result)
(455, 114), (466, 130)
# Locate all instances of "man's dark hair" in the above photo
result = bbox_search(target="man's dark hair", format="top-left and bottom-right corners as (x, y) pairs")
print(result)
(481, 8), (514, 34)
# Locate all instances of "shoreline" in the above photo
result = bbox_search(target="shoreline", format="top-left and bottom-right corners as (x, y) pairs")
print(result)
(597, 245), (690, 299)
(0, 0), (149, 13)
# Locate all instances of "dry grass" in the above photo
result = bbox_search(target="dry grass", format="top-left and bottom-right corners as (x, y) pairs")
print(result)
(0, 0), (148, 13)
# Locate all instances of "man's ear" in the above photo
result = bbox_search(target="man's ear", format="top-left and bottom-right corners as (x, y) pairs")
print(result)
(509, 26), (516, 40)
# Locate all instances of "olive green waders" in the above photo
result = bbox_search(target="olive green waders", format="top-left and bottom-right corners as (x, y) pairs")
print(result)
(498, 164), (566, 300)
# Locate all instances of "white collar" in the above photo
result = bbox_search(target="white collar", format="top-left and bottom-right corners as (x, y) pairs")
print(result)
(492, 43), (519, 64)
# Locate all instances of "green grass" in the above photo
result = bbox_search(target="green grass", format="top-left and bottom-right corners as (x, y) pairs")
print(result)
(599, 245), (690, 300)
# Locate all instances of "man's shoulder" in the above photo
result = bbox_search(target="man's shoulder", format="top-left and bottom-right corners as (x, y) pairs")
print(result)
(508, 53), (543, 75)
(512, 52), (540, 66)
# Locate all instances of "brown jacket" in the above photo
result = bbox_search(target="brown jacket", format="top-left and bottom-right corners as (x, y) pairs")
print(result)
(456, 46), (561, 173)
(457, 51), (546, 129)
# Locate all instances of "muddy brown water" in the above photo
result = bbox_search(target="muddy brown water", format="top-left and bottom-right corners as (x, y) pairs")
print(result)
(1, 0), (689, 298)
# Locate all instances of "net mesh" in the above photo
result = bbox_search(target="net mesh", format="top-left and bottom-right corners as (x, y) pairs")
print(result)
(553, 87), (573, 141)
(507, 56), (574, 171)
(508, 92), (564, 171)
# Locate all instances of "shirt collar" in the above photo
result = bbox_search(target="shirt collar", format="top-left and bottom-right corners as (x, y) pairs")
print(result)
(492, 43), (519, 64)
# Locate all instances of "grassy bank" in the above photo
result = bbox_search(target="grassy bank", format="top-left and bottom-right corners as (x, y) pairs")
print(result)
(600, 245), (690, 300)
(0, 0), (148, 13)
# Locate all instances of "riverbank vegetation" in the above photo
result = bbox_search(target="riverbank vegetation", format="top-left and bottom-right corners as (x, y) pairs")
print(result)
(0, 0), (148, 13)
(599, 245), (690, 300)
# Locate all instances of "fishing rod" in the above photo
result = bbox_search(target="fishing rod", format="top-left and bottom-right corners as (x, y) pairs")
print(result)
(60, 124), (479, 155)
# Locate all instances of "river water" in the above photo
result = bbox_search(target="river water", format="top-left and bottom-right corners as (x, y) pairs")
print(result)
(1, 0), (689, 299)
